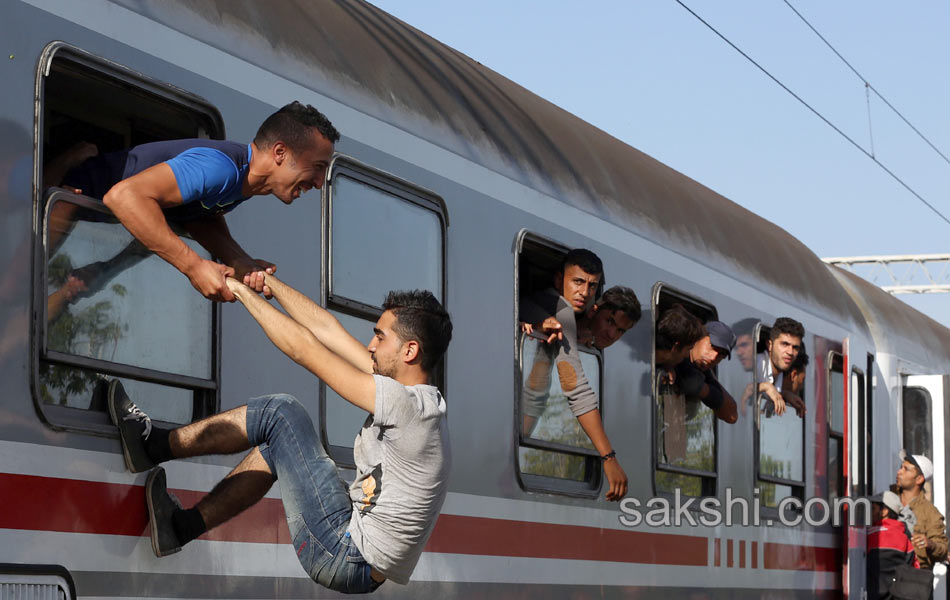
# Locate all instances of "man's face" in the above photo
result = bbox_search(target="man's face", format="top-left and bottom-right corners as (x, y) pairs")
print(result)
(735, 334), (755, 371)
(367, 310), (404, 378)
(554, 264), (600, 313)
(767, 333), (801, 373)
(269, 130), (334, 204)
(870, 503), (884, 523)
(689, 336), (723, 371)
(896, 460), (922, 491)
(789, 368), (805, 394)
(587, 308), (635, 350)
(668, 342), (694, 367)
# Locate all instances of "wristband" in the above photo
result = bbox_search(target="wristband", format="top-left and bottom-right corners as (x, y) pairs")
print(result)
(601, 450), (616, 461)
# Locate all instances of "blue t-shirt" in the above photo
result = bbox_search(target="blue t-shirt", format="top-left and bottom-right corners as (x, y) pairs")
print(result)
(64, 139), (251, 222)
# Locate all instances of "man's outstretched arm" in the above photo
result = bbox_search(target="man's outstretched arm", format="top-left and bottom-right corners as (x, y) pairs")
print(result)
(226, 278), (376, 413)
(104, 164), (234, 301)
(182, 216), (275, 294)
(246, 273), (374, 374)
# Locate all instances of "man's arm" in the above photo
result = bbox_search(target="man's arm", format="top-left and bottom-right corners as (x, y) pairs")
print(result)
(226, 278), (376, 412)
(103, 163), (234, 301)
(259, 273), (373, 373)
(182, 216), (275, 294)
(576, 410), (627, 501)
(757, 381), (786, 416)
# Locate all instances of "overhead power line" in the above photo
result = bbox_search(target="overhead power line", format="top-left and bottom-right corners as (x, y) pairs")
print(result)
(673, 0), (950, 229)
(782, 0), (950, 169)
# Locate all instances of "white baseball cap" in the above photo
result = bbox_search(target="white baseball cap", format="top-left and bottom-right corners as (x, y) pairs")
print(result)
(900, 449), (934, 482)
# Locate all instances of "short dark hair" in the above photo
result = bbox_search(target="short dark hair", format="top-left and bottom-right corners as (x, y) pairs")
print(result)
(561, 248), (603, 277)
(731, 317), (759, 338)
(254, 101), (340, 152)
(598, 286), (641, 324)
(770, 317), (804, 341)
(790, 348), (809, 374)
(656, 304), (705, 351)
(382, 290), (452, 373)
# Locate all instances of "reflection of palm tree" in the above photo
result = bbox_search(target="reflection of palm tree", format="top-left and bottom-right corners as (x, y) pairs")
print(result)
(43, 250), (130, 406)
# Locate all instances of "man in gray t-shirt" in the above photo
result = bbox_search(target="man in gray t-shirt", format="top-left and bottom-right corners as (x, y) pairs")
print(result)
(108, 273), (452, 594)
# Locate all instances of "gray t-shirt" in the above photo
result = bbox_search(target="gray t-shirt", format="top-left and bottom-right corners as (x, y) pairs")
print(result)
(347, 374), (451, 585)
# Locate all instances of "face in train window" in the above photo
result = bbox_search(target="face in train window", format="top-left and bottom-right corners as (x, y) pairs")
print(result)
(324, 164), (445, 464)
(754, 318), (807, 508)
(653, 290), (725, 498)
(35, 49), (222, 427)
(515, 239), (643, 496)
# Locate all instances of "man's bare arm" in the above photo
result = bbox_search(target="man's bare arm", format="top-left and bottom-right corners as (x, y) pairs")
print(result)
(576, 410), (627, 501)
(104, 164), (234, 301)
(260, 273), (373, 373)
(227, 278), (376, 412)
(183, 216), (275, 295)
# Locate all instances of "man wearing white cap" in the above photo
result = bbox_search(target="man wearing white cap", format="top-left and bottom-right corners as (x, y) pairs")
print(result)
(894, 450), (948, 570)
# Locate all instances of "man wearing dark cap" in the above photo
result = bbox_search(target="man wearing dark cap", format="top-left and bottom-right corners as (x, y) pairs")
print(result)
(675, 320), (738, 424)
(866, 490), (920, 599)
(893, 450), (948, 571)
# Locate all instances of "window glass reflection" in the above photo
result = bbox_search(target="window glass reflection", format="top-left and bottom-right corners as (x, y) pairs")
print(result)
(518, 447), (587, 482)
(759, 408), (804, 482)
(655, 380), (715, 495)
(324, 310), (376, 448)
(829, 369), (844, 432)
(828, 436), (843, 503)
(902, 387), (932, 458)
(39, 363), (193, 423)
(520, 337), (597, 450)
(331, 176), (441, 305)
(46, 201), (212, 379)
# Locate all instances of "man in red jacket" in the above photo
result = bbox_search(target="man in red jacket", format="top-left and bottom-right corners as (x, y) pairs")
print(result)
(867, 490), (919, 599)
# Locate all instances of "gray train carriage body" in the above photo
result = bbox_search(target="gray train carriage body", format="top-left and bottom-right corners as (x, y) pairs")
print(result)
(1, 1), (949, 599)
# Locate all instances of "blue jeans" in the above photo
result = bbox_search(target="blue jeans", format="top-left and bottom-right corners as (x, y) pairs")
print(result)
(246, 394), (382, 594)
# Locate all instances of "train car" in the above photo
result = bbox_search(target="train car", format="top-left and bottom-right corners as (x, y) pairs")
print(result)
(1, 1), (948, 598)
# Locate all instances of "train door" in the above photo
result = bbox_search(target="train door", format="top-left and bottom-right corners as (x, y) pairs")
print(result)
(903, 374), (950, 600)
(837, 339), (869, 600)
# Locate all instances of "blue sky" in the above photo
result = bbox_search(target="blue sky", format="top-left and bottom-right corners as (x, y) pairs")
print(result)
(371, 1), (950, 327)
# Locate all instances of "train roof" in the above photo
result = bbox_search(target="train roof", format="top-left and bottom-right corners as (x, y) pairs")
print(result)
(831, 268), (950, 370)
(118, 0), (874, 327)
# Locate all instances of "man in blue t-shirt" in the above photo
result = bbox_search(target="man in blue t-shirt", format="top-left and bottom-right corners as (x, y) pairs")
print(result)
(62, 101), (339, 302)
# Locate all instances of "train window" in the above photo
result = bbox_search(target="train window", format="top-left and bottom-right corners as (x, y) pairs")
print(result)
(754, 324), (805, 508)
(33, 44), (223, 433)
(324, 158), (446, 465)
(653, 285), (718, 498)
(828, 353), (845, 503)
(902, 386), (933, 460)
(515, 233), (603, 496)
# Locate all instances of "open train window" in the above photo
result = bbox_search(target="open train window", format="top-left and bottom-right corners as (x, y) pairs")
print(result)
(754, 323), (805, 510)
(652, 285), (718, 498)
(515, 232), (604, 497)
(33, 44), (224, 434)
(323, 156), (447, 466)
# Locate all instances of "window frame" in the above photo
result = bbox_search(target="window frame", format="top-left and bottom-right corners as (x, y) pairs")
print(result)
(320, 154), (448, 466)
(31, 42), (225, 434)
(651, 282), (719, 499)
(513, 230), (604, 498)
(752, 323), (806, 514)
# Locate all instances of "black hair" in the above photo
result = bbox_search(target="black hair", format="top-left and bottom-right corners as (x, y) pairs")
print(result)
(253, 101), (340, 152)
(382, 290), (452, 373)
(770, 317), (805, 341)
(789, 347), (809, 374)
(598, 285), (642, 324)
(731, 317), (759, 338)
(656, 304), (705, 351)
(561, 248), (603, 277)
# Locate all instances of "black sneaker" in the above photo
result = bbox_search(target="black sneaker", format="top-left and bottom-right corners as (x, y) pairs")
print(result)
(107, 380), (155, 473)
(145, 467), (183, 557)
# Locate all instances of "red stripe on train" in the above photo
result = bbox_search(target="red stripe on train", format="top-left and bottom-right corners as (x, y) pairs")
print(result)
(0, 472), (838, 570)
(0, 472), (289, 544)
